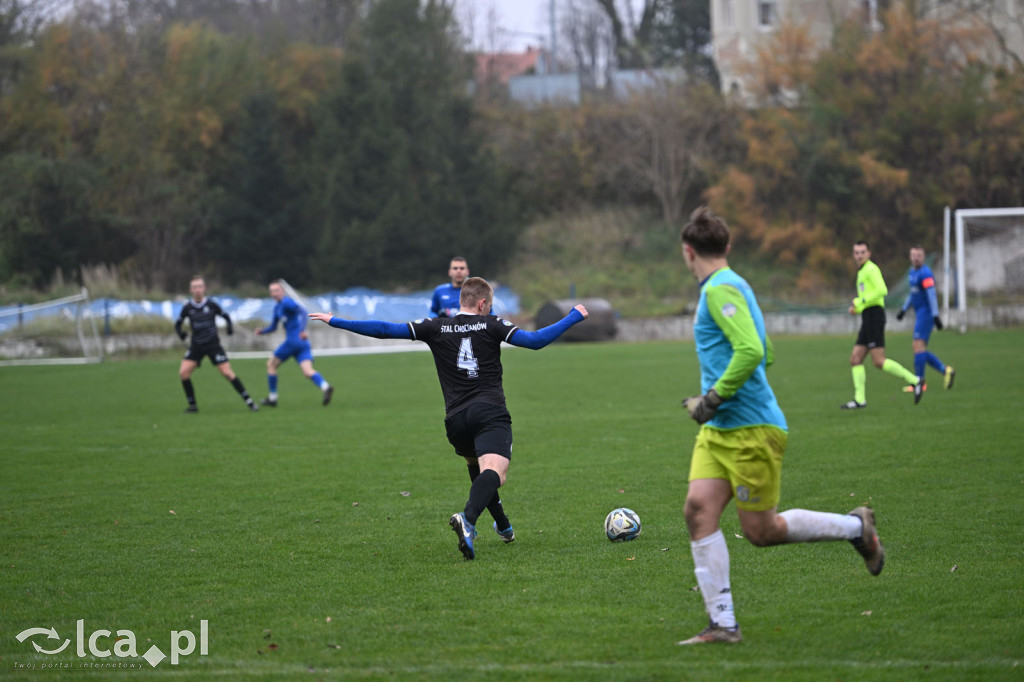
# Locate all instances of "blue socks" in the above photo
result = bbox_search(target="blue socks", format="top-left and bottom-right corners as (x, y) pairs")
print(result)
(915, 351), (946, 382)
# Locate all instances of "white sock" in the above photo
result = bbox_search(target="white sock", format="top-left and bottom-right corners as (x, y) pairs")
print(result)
(268, 392), (278, 401)
(321, 382), (331, 392)
(690, 529), (736, 628)
(779, 509), (862, 542)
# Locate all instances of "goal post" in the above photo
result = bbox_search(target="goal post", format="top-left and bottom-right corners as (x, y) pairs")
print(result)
(943, 206), (952, 327)
(0, 288), (104, 366)
(946, 206), (1024, 332)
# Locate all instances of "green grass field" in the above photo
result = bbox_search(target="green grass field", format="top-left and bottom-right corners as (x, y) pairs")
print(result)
(2, 330), (1022, 680)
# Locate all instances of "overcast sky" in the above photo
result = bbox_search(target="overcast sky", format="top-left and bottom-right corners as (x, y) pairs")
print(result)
(454, 1), (649, 54)
(455, 0), (555, 52)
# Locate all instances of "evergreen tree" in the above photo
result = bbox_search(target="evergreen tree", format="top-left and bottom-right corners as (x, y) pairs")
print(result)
(307, 0), (517, 288)
(0, 153), (126, 286)
(214, 91), (308, 285)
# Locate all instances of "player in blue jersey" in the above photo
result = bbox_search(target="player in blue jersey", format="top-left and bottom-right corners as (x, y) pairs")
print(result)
(255, 280), (333, 407)
(310, 277), (589, 561)
(430, 257), (469, 318)
(896, 247), (955, 390)
(677, 207), (884, 646)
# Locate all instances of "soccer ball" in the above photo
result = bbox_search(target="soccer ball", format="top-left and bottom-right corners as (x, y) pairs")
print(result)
(604, 507), (641, 542)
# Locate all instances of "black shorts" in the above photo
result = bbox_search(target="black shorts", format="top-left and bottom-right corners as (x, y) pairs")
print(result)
(444, 402), (513, 460)
(855, 306), (886, 349)
(184, 342), (229, 366)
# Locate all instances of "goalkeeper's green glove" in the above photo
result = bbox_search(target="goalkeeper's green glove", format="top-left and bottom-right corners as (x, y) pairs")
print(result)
(683, 388), (723, 425)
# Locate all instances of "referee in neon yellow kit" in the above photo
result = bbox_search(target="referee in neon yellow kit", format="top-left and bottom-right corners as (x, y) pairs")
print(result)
(842, 241), (923, 409)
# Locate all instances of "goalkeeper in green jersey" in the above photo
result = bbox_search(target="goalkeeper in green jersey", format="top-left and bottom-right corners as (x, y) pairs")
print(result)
(841, 241), (923, 409)
(677, 208), (885, 646)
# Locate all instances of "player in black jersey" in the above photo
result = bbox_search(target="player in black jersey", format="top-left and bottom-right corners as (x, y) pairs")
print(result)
(310, 277), (588, 560)
(175, 276), (258, 413)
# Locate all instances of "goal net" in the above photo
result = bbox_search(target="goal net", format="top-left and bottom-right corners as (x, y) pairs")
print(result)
(0, 289), (104, 366)
(945, 207), (1024, 331)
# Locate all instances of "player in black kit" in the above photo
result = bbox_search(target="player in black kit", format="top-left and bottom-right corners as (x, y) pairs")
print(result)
(310, 277), (588, 560)
(175, 276), (258, 413)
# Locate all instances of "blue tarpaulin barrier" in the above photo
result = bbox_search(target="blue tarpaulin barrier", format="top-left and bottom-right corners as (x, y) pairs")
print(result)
(0, 286), (520, 334)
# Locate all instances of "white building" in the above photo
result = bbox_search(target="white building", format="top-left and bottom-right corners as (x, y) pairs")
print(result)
(711, 0), (1024, 101)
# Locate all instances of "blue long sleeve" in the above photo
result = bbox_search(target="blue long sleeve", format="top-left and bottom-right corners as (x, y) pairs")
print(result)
(328, 317), (411, 340)
(259, 311), (280, 335)
(287, 299), (308, 333)
(927, 286), (940, 317)
(508, 308), (585, 350)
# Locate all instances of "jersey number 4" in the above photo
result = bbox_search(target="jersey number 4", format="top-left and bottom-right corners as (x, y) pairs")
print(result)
(457, 337), (479, 378)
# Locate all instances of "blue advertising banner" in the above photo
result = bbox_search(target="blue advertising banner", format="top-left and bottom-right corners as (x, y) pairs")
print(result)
(0, 286), (520, 334)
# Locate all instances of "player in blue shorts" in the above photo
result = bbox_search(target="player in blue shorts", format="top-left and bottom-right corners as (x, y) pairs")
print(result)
(677, 207), (884, 645)
(255, 280), (333, 407)
(896, 247), (955, 391)
(430, 257), (469, 318)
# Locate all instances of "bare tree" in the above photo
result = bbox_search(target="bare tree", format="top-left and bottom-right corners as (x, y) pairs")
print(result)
(0, 0), (72, 33)
(0, 1), (75, 96)
(611, 80), (735, 223)
(461, 0), (520, 102)
(561, 0), (615, 92)
(593, 0), (663, 69)
(921, 0), (1024, 69)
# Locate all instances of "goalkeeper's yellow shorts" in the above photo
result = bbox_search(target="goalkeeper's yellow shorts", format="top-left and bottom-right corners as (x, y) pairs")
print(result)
(688, 425), (787, 512)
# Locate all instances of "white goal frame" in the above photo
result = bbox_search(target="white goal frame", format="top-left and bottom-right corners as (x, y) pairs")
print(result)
(0, 288), (104, 366)
(944, 206), (1024, 332)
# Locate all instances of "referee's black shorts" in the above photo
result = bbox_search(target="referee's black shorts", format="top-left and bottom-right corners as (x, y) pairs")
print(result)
(444, 402), (513, 460)
(855, 306), (886, 349)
